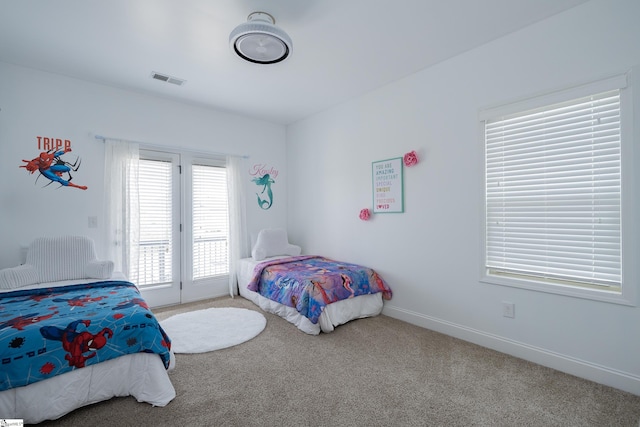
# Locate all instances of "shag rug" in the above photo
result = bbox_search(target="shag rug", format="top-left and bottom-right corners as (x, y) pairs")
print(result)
(160, 307), (266, 353)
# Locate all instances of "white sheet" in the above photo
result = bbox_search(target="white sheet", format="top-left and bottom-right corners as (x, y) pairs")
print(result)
(237, 256), (384, 335)
(0, 275), (176, 424)
(0, 271), (129, 293)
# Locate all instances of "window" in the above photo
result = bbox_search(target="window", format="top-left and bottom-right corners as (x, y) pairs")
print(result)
(480, 74), (633, 303)
(105, 141), (239, 307)
(133, 150), (230, 306)
(192, 163), (229, 279)
(135, 154), (178, 287)
(136, 157), (174, 286)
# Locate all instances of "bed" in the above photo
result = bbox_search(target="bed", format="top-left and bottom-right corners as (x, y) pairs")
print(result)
(0, 236), (175, 424)
(236, 229), (392, 335)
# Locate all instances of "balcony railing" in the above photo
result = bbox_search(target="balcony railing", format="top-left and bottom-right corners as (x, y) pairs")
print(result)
(193, 236), (228, 279)
(134, 237), (229, 286)
(136, 240), (172, 286)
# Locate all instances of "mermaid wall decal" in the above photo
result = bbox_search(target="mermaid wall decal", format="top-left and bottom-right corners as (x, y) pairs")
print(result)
(252, 173), (274, 210)
(249, 163), (279, 210)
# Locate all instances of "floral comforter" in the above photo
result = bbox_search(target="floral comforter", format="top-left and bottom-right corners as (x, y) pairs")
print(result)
(0, 280), (171, 392)
(247, 256), (392, 324)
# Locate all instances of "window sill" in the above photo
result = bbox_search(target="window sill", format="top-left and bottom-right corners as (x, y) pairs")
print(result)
(480, 273), (636, 307)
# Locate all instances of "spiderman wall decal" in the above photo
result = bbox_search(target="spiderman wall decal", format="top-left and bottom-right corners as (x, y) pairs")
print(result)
(20, 147), (87, 190)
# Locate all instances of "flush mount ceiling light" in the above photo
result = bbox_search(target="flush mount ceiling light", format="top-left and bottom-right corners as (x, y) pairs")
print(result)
(229, 12), (292, 64)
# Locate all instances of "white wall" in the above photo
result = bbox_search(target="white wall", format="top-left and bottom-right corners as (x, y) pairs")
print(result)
(0, 62), (288, 270)
(286, 0), (640, 395)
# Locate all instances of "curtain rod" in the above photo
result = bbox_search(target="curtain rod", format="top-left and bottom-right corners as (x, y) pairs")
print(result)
(93, 134), (249, 159)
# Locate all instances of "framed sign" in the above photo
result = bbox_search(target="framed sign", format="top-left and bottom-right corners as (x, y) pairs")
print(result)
(372, 157), (404, 213)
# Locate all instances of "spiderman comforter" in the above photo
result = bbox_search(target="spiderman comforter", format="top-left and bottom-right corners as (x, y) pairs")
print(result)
(247, 256), (392, 324)
(0, 280), (171, 392)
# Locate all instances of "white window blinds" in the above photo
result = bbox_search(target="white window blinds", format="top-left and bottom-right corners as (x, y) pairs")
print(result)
(192, 164), (229, 280)
(136, 158), (173, 286)
(484, 89), (622, 290)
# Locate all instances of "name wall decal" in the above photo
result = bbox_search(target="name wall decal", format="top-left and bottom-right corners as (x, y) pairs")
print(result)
(19, 136), (88, 190)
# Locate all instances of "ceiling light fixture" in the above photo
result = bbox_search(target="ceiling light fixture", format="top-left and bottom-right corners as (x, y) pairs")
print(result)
(229, 12), (292, 64)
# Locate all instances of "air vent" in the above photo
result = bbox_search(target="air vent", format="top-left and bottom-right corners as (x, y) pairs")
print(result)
(150, 72), (186, 86)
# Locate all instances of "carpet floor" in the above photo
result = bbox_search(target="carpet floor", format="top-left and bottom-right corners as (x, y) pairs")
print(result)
(38, 296), (640, 427)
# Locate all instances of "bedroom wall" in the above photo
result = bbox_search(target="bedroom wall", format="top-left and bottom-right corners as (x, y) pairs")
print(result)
(286, 0), (640, 395)
(0, 62), (288, 270)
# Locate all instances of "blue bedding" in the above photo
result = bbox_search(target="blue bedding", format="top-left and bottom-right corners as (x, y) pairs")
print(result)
(0, 280), (171, 392)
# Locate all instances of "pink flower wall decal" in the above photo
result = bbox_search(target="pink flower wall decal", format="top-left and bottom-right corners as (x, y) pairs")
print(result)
(403, 150), (418, 167)
(359, 208), (371, 221)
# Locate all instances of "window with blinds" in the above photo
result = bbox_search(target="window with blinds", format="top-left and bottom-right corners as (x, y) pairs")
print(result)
(483, 85), (623, 293)
(192, 164), (229, 280)
(136, 158), (173, 286)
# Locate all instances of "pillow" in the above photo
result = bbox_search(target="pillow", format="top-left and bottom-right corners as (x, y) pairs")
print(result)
(85, 260), (114, 279)
(251, 228), (302, 261)
(0, 264), (39, 289)
(286, 243), (302, 257)
(251, 246), (268, 262)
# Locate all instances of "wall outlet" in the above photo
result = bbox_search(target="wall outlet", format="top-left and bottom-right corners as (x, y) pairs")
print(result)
(502, 302), (515, 318)
(88, 216), (98, 228)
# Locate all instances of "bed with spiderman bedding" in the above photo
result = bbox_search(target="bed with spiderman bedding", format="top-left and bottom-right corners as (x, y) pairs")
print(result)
(236, 229), (392, 334)
(0, 236), (175, 424)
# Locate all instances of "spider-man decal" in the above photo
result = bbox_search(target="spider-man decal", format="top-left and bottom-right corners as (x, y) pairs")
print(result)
(20, 148), (87, 190)
(40, 319), (113, 368)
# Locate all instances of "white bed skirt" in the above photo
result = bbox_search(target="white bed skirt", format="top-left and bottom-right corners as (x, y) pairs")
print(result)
(237, 257), (384, 334)
(0, 274), (176, 423)
(0, 351), (176, 424)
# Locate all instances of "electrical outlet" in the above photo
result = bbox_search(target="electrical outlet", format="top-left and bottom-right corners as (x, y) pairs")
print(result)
(502, 302), (515, 318)
(88, 216), (98, 228)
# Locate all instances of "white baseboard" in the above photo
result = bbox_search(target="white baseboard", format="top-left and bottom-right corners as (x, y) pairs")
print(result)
(382, 304), (640, 397)
(181, 282), (229, 304)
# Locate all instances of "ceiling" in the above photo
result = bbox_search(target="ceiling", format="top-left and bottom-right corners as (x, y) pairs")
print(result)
(0, 0), (589, 125)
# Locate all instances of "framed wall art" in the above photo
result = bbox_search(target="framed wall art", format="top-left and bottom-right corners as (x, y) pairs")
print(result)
(372, 157), (404, 213)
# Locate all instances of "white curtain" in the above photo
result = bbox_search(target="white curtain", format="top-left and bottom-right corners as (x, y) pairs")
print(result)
(103, 139), (140, 280)
(227, 155), (249, 297)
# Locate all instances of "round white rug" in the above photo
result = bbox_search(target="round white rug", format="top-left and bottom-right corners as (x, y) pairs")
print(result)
(160, 307), (266, 353)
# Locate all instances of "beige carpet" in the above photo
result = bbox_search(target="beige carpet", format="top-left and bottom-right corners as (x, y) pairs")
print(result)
(38, 296), (640, 427)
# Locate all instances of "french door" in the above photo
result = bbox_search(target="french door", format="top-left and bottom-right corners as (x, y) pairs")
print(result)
(134, 149), (229, 307)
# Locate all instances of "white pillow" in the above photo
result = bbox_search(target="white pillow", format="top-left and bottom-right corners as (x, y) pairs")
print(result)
(251, 228), (301, 261)
(0, 265), (39, 289)
(85, 260), (115, 279)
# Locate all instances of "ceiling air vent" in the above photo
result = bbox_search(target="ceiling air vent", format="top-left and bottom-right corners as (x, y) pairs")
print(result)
(150, 72), (186, 86)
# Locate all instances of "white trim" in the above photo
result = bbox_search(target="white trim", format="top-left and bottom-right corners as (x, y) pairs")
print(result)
(479, 72), (628, 120)
(479, 273), (634, 306)
(619, 68), (638, 307)
(382, 304), (640, 397)
(93, 134), (249, 159)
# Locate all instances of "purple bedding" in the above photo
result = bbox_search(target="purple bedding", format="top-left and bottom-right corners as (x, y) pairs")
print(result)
(247, 256), (392, 324)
